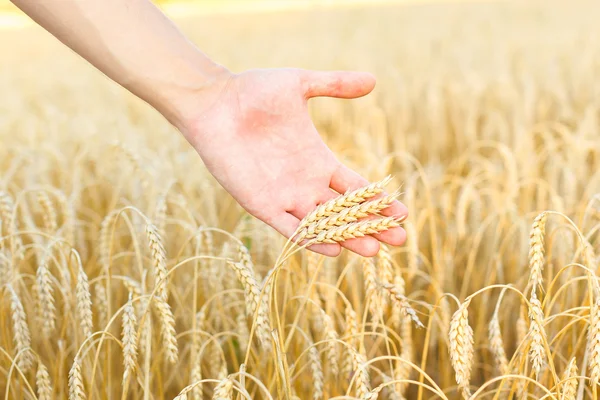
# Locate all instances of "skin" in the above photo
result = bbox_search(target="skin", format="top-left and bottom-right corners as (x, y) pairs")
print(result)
(10, 0), (408, 257)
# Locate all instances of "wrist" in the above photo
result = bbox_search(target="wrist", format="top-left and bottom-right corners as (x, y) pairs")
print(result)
(160, 61), (234, 133)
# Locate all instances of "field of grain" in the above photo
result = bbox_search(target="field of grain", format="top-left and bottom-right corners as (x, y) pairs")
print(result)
(2, 1), (600, 399)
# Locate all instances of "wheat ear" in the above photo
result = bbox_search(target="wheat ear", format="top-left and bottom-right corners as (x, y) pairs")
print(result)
(153, 296), (178, 364)
(68, 357), (85, 400)
(381, 283), (424, 328)
(299, 176), (392, 230)
(309, 343), (324, 400)
(449, 300), (474, 399)
(227, 261), (271, 351)
(352, 348), (371, 398)
(488, 313), (508, 374)
(146, 222), (169, 302)
(312, 215), (405, 245)
(36, 361), (53, 400)
(36, 252), (56, 337)
(122, 293), (138, 385)
(299, 193), (398, 240)
(528, 293), (547, 379)
(37, 191), (57, 233)
(528, 212), (547, 295)
(561, 357), (578, 400)
(587, 296), (600, 385)
(76, 266), (93, 338)
(7, 286), (33, 371)
(320, 309), (339, 377)
(362, 257), (381, 325)
(377, 244), (394, 307)
(212, 377), (233, 399)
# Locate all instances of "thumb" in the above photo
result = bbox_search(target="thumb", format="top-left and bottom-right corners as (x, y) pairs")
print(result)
(301, 70), (376, 99)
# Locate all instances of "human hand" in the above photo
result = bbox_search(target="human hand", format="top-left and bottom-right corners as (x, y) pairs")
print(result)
(178, 68), (408, 257)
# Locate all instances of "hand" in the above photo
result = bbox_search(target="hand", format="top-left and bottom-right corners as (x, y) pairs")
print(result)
(178, 68), (408, 257)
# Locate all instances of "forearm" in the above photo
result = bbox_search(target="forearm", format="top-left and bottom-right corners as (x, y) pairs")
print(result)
(10, 0), (230, 128)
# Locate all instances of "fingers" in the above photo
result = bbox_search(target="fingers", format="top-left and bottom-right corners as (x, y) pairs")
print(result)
(269, 211), (342, 257)
(301, 70), (376, 99)
(330, 164), (370, 194)
(330, 164), (409, 247)
(286, 189), (389, 257)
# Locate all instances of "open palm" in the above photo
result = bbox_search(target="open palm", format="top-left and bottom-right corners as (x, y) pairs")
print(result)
(182, 68), (407, 257)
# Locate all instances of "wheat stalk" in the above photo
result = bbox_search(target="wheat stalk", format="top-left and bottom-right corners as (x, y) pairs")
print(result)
(449, 299), (473, 399)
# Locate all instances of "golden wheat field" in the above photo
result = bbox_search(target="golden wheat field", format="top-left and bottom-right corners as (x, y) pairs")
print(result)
(4, 0), (600, 399)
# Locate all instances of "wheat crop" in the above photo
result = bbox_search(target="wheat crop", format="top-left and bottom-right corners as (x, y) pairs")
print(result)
(3, 0), (600, 398)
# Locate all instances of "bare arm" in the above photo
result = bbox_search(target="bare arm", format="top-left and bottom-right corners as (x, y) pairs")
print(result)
(10, 0), (226, 127)
(11, 0), (408, 257)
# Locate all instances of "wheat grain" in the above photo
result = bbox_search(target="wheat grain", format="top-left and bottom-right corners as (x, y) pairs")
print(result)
(449, 300), (473, 399)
